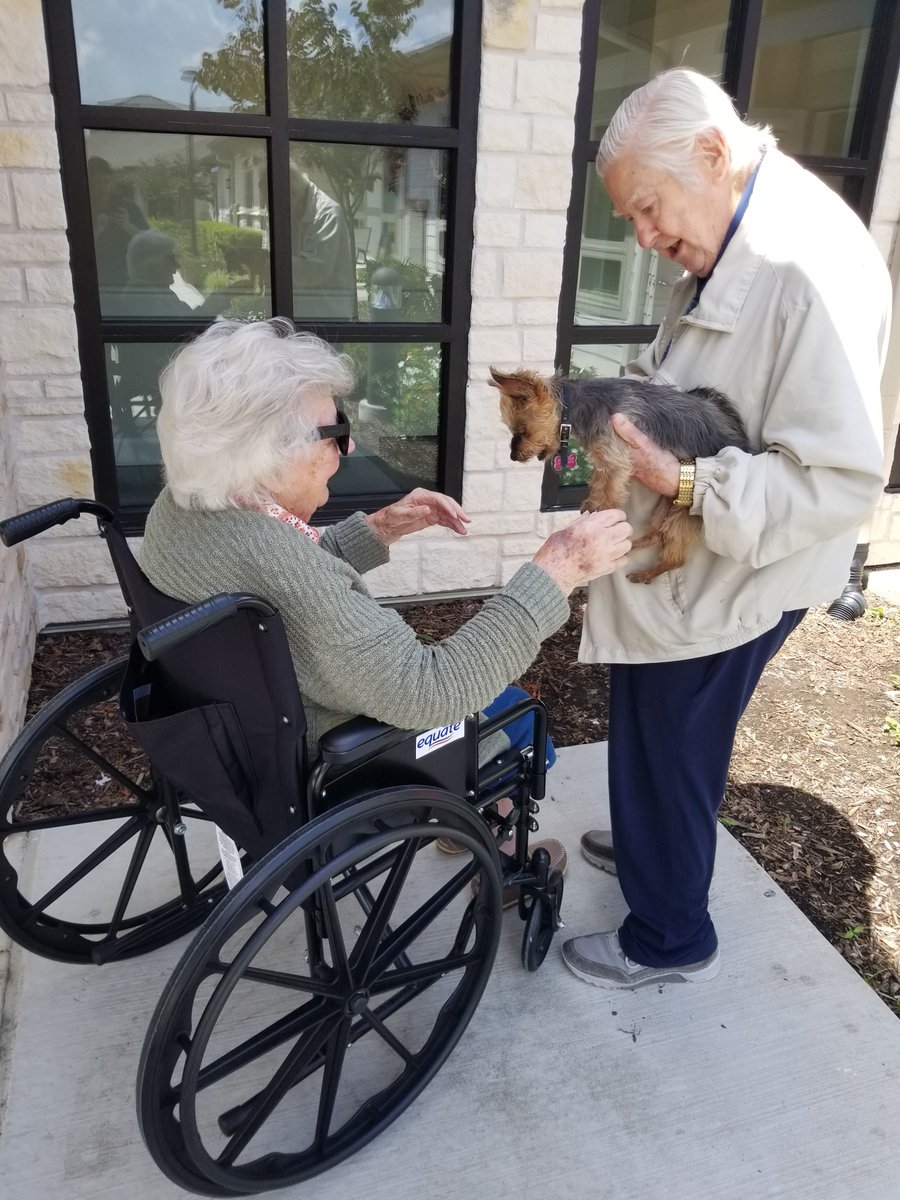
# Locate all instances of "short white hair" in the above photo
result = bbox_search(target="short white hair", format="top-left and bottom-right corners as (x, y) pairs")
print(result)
(127, 229), (176, 280)
(597, 69), (776, 187)
(157, 318), (354, 509)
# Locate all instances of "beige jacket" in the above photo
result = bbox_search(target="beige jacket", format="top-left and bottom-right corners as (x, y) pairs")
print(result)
(581, 149), (892, 664)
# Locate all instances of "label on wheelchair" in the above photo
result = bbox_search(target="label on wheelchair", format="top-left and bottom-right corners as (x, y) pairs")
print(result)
(415, 720), (464, 759)
(216, 827), (244, 889)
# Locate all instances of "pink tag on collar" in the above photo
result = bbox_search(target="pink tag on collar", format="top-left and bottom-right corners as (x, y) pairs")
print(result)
(552, 451), (578, 473)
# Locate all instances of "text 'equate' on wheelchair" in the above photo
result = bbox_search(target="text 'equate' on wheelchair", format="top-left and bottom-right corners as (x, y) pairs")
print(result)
(0, 497), (566, 1197)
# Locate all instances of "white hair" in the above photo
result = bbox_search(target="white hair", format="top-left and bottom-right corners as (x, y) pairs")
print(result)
(157, 317), (354, 510)
(127, 229), (176, 281)
(597, 69), (776, 187)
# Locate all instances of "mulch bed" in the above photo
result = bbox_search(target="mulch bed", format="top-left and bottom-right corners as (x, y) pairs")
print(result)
(21, 593), (900, 1016)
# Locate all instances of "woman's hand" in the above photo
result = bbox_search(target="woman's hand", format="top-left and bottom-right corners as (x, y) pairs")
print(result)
(612, 413), (680, 498)
(532, 509), (633, 596)
(366, 488), (471, 546)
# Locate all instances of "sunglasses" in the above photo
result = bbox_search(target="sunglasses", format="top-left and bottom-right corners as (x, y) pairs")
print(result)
(316, 409), (352, 456)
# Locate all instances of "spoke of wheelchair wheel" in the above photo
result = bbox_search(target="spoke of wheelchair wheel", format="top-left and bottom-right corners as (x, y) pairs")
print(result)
(317, 880), (352, 986)
(6, 802), (145, 833)
(313, 1014), (352, 1154)
(22, 814), (145, 921)
(105, 820), (157, 938)
(191, 995), (338, 1095)
(349, 838), (420, 976)
(55, 722), (149, 799)
(217, 1012), (343, 1167)
(236, 965), (339, 997)
(358, 1005), (417, 1067)
(366, 949), (479, 995)
(365, 861), (479, 981)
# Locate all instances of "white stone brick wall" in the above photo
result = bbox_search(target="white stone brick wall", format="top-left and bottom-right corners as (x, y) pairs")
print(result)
(0, 0), (123, 648)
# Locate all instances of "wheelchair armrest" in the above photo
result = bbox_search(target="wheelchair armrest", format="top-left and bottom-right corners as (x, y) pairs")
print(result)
(318, 716), (412, 767)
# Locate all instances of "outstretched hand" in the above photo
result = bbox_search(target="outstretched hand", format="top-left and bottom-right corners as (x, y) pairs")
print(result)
(366, 488), (471, 546)
(611, 413), (680, 498)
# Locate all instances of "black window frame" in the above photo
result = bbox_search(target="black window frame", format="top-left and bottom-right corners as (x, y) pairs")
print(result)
(548, 0), (900, 511)
(43, 0), (481, 534)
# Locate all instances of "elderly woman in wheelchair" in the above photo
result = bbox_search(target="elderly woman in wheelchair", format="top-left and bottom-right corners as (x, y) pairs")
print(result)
(0, 317), (630, 1196)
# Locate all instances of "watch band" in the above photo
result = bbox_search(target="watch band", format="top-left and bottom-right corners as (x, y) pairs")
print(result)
(673, 459), (696, 508)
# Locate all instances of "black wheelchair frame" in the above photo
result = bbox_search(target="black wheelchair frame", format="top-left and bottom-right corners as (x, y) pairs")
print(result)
(0, 498), (565, 1196)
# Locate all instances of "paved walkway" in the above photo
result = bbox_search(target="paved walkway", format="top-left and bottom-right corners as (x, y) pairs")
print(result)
(1, 741), (899, 1199)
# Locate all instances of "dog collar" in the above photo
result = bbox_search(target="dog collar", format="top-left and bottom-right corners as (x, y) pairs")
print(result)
(556, 382), (572, 474)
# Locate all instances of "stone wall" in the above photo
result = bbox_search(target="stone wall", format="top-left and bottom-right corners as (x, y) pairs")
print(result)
(363, 0), (587, 599)
(0, 0), (122, 664)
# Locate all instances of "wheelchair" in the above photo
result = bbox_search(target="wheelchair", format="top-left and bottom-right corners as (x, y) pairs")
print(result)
(0, 498), (566, 1196)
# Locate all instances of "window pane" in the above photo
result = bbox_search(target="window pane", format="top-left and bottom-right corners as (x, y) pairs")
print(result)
(747, 0), (877, 157)
(330, 342), (442, 494)
(290, 144), (446, 323)
(71, 0), (265, 113)
(815, 171), (863, 210)
(286, 0), (452, 124)
(559, 342), (650, 488)
(575, 167), (682, 326)
(105, 341), (174, 508)
(86, 131), (271, 319)
(591, 0), (729, 139)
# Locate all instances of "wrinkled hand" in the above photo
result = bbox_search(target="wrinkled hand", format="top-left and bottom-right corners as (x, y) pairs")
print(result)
(366, 488), (471, 546)
(532, 509), (633, 596)
(611, 413), (680, 498)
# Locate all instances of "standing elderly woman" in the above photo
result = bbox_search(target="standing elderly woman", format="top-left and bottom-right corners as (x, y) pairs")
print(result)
(562, 69), (892, 990)
(140, 318), (632, 875)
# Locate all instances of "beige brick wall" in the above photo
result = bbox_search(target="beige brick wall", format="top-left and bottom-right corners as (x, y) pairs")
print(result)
(0, 0), (122, 647)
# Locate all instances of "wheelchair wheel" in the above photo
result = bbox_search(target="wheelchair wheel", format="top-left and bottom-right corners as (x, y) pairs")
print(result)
(138, 787), (502, 1196)
(521, 873), (564, 973)
(0, 659), (229, 964)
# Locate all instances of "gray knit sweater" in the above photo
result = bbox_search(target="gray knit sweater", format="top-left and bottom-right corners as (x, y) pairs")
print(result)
(141, 488), (570, 753)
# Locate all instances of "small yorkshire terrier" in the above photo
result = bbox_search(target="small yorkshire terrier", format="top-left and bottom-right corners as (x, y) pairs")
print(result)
(489, 367), (750, 583)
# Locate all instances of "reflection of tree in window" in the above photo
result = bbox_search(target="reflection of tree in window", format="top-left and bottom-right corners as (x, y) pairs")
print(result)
(195, 0), (446, 267)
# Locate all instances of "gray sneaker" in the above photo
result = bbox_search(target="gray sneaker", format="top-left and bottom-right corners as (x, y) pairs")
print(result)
(580, 829), (617, 875)
(562, 929), (721, 990)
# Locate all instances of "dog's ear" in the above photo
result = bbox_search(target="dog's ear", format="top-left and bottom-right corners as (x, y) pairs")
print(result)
(488, 367), (536, 403)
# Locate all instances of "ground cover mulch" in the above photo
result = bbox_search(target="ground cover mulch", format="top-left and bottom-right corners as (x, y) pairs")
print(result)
(22, 592), (900, 1016)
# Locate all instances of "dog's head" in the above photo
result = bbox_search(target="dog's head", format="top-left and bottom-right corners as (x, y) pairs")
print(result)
(489, 367), (561, 463)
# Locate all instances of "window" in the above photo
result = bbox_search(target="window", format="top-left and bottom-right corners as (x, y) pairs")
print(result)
(45, 0), (479, 531)
(549, 0), (900, 510)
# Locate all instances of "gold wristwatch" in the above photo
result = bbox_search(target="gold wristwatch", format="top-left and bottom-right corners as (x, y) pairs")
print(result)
(673, 459), (696, 508)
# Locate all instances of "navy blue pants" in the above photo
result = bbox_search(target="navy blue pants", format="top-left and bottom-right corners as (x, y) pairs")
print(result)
(608, 610), (805, 967)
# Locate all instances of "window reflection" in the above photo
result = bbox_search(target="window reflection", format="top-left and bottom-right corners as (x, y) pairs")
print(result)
(747, 0), (877, 157)
(286, 0), (452, 124)
(85, 131), (271, 319)
(329, 342), (441, 494)
(289, 143), (446, 324)
(106, 341), (173, 508)
(575, 168), (682, 327)
(71, 0), (265, 113)
(591, 0), (729, 139)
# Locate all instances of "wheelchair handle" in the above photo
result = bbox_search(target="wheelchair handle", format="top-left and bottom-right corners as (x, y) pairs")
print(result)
(0, 498), (115, 546)
(138, 593), (278, 661)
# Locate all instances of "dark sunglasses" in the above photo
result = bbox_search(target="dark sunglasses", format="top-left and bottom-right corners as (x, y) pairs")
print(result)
(316, 409), (352, 456)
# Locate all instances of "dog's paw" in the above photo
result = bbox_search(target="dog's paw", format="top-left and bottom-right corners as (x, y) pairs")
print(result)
(627, 569), (661, 585)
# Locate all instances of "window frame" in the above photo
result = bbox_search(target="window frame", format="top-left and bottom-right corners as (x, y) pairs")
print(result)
(548, 0), (900, 511)
(43, 0), (481, 534)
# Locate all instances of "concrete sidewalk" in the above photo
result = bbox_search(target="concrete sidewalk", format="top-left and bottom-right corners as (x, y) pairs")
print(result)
(1, 741), (899, 1199)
